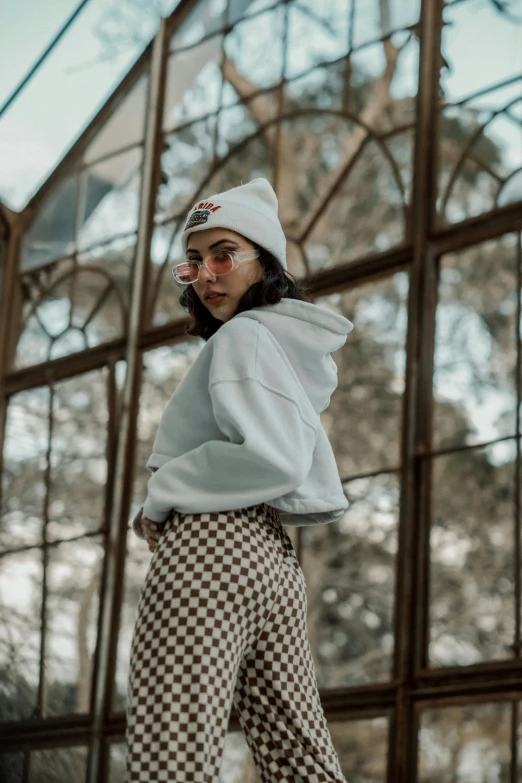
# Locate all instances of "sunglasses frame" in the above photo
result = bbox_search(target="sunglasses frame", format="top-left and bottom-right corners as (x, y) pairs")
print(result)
(172, 249), (261, 285)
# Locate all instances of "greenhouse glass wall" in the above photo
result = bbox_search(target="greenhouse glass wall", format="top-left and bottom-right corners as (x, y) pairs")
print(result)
(1, 0), (522, 781)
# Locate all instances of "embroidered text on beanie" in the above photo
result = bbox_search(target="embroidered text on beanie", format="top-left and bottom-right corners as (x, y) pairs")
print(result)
(181, 178), (287, 271)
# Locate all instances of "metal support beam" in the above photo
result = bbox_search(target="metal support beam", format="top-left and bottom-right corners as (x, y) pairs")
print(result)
(391, 1), (444, 781)
(85, 18), (169, 783)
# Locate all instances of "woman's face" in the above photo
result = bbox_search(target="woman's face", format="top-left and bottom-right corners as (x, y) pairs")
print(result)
(187, 227), (265, 323)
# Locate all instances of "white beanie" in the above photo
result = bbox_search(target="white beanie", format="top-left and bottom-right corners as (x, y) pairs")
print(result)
(181, 178), (287, 271)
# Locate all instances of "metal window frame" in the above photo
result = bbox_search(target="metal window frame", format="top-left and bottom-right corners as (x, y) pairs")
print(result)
(1, 1), (522, 781)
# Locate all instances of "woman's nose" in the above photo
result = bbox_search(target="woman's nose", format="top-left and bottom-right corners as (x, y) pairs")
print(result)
(198, 263), (216, 282)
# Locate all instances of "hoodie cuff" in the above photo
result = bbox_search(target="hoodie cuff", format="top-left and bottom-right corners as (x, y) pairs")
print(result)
(142, 498), (171, 524)
(131, 507), (146, 540)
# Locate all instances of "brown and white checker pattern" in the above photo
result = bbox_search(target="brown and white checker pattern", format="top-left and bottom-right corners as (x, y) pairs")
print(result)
(126, 502), (348, 783)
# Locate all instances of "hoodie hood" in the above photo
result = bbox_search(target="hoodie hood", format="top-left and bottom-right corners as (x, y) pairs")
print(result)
(234, 299), (354, 415)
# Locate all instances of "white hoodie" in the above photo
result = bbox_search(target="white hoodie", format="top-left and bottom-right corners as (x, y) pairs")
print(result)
(135, 298), (354, 535)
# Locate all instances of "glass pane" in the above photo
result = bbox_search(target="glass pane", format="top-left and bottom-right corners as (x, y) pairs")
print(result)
(108, 742), (126, 783)
(283, 8), (419, 265)
(302, 474), (398, 687)
(286, 0), (351, 80)
(223, 5), (285, 90)
(84, 72), (148, 164)
(418, 702), (511, 782)
(0, 0), (162, 211)
(150, 222), (188, 327)
(433, 235), (519, 451)
(429, 441), (516, 667)
(222, 716), (388, 782)
(16, 245), (133, 369)
(197, 129), (273, 208)
(298, 118), (411, 265)
(437, 0), (522, 224)
(1, 387), (50, 552)
(21, 174), (78, 272)
(47, 369), (109, 543)
(28, 746), (88, 783)
(44, 536), (104, 716)
(317, 274), (408, 477)
(286, 16), (419, 119)
(170, 0), (226, 49)
(78, 233), (136, 315)
(353, 0), (420, 47)
(329, 717), (389, 782)
(78, 148), (142, 250)
(0, 549), (42, 722)
(113, 524), (151, 713)
(156, 116), (217, 223)
(286, 60), (350, 113)
(0, 2), (75, 106)
(114, 342), (204, 710)
(215, 100), (279, 158)
(227, 0), (276, 25)
(0, 752), (26, 783)
(163, 37), (223, 131)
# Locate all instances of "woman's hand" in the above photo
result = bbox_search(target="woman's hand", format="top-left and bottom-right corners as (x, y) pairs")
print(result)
(141, 515), (166, 553)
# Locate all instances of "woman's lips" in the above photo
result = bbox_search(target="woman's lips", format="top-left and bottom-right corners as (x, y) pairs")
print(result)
(207, 294), (226, 304)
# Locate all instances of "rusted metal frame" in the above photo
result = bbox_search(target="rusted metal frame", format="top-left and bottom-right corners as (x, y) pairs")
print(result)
(0, 0), (92, 120)
(271, 0), (289, 197)
(340, 464), (401, 485)
(0, 711), (126, 749)
(0, 722), (91, 752)
(516, 232), (522, 661)
(0, 219), (18, 516)
(416, 657), (522, 685)
(84, 361), (118, 779)
(36, 378), (55, 719)
(390, 1), (443, 782)
(98, 732), (126, 783)
(85, 20), (169, 783)
(0, 529), (108, 561)
(22, 47), (153, 223)
(432, 201), (522, 255)
(422, 432), (518, 461)
(4, 242), (411, 393)
(413, 686), (522, 708)
(511, 700), (519, 783)
(21, 751), (30, 783)
(0, 221), (22, 380)
(4, 342), (126, 396)
(89, 357), (119, 764)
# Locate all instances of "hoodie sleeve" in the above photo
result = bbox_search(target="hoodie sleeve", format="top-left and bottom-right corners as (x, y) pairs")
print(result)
(141, 321), (320, 523)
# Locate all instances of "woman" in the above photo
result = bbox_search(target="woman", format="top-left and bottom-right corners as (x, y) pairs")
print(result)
(126, 178), (354, 782)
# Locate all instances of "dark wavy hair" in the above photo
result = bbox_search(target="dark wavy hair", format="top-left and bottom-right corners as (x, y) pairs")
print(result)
(178, 244), (315, 341)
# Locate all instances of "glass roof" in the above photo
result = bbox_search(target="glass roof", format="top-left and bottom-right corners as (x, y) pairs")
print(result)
(0, 0), (180, 212)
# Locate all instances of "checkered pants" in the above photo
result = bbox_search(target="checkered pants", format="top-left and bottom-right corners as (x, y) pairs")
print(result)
(126, 502), (348, 782)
